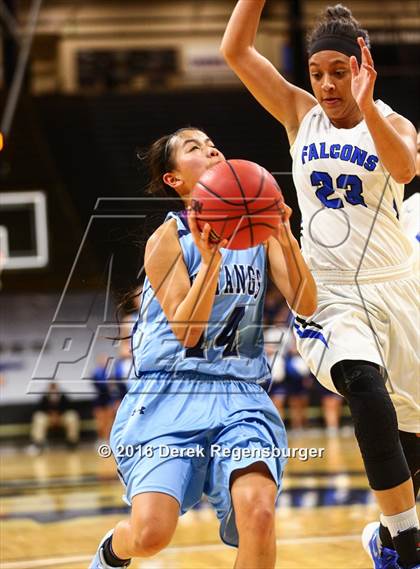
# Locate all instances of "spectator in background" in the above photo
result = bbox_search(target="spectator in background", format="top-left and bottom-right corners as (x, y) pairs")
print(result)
(110, 290), (141, 414)
(264, 283), (290, 326)
(29, 382), (80, 453)
(91, 354), (115, 444)
(265, 327), (287, 419)
(264, 260), (344, 438)
(265, 330), (312, 434)
(111, 356), (129, 414)
(283, 339), (313, 435)
(264, 295), (312, 433)
(316, 383), (344, 437)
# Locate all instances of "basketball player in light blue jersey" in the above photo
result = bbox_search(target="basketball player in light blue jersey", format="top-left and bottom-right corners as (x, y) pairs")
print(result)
(222, 3), (419, 569)
(89, 127), (317, 569)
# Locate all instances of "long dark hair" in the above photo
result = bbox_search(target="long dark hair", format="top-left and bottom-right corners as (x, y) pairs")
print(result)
(114, 126), (204, 335)
(138, 126), (203, 197)
(307, 4), (370, 53)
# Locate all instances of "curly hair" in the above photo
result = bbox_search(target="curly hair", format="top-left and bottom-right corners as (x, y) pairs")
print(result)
(307, 4), (370, 55)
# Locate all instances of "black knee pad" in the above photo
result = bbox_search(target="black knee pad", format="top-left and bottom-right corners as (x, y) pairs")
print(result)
(399, 430), (420, 498)
(331, 360), (410, 491)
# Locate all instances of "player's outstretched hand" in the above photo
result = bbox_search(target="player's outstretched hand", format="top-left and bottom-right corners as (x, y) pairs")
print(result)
(188, 208), (228, 265)
(273, 203), (293, 247)
(350, 37), (377, 114)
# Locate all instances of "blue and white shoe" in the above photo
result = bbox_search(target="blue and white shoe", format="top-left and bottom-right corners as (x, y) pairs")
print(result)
(362, 522), (401, 569)
(89, 529), (131, 569)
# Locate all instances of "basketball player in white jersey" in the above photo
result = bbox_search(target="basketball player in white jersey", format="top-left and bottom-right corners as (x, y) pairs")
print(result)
(401, 192), (419, 268)
(400, 129), (420, 263)
(222, 3), (419, 569)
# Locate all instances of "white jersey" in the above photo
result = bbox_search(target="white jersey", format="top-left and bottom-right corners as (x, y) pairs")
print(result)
(401, 192), (420, 249)
(401, 192), (420, 271)
(291, 100), (413, 277)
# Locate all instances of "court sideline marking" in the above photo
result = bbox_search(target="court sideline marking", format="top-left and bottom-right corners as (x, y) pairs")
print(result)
(2, 533), (360, 568)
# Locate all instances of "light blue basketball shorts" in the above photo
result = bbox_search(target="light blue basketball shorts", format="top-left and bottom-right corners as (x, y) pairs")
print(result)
(110, 371), (288, 547)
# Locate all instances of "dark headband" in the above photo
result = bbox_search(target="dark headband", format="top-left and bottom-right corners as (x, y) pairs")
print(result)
(308, 34), (362, 63)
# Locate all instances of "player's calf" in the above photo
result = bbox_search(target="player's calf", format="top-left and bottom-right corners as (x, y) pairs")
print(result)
(89, 529), (131, 569)
(379, 430), (420, 553)
(231, 462), (277, 567)
(332, 360), (420, 568)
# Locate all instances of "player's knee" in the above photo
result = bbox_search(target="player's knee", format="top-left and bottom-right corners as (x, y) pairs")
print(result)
(331, 360), (410, 490)
(236, 500), (275, 539)
(330, 360), (397, 431)
(250, 504), (275, 536)
(331, 359), (383, 397)
(333, 361), (400, 432)
(132, 524), (172, 557)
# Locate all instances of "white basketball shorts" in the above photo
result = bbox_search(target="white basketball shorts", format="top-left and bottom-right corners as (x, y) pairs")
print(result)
(294, 263), (420, 433)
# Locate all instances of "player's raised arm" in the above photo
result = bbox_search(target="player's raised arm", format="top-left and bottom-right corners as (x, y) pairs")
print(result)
(350, 37), (416, 184)
(145, 217), (226, 349)
(220, 0), (316, 144)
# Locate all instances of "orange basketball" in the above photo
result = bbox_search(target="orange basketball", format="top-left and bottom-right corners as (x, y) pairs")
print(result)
(191, 160), (284, 249)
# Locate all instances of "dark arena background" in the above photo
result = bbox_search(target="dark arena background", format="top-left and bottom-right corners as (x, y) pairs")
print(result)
(0, 1), (419, 567)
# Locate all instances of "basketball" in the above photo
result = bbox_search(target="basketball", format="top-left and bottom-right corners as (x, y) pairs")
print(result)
(191, 159), (284, 249)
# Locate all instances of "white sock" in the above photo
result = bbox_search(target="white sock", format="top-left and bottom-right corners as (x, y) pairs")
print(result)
(381, 506), (419, 538)
(380, 513), (388, 528)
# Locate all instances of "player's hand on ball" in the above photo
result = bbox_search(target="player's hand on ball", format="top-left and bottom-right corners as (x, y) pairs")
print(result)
(274, 204), (293, 247)
(188, 208), (228, 264)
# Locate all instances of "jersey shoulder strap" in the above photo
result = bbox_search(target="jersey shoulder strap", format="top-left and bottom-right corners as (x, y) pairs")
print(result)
(290, 104), (323, 160)
(374, 99), (394, 118)
(164, 210), (190, 239)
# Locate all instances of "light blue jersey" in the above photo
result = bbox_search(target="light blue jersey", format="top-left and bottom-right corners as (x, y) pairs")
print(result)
(132, 210), (270, 383)
(111, 212), (287, 549)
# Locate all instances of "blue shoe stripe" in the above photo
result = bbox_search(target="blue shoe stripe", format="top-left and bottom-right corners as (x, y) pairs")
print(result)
(293, 322), (329, 348)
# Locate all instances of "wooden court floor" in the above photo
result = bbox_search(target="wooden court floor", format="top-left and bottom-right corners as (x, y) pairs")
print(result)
(1, 432), (384, 569)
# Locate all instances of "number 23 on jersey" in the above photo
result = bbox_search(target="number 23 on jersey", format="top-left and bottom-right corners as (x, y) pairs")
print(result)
(311, 171), (367, 209)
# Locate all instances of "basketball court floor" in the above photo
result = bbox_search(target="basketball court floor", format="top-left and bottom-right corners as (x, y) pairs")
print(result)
(1, 431), (380, 569)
